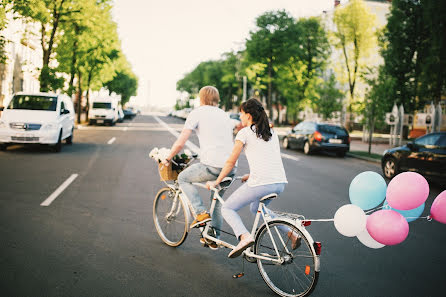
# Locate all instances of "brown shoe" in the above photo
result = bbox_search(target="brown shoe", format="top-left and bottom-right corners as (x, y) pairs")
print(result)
(190, 212), (211, 228)
(200, 237), (219, 250)
(288, 230), (301, 250)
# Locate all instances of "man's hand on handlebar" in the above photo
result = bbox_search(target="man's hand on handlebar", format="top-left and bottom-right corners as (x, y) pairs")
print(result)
(161, 158), (170, 167)
(206, 181), (218, 190)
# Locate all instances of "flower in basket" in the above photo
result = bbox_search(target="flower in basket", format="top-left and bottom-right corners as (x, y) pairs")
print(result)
(149, 147), (170, 163)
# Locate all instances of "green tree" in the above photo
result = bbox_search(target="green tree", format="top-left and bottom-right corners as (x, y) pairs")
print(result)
(0, 3), (8, 64)
(417, 0), (445, 106)
(362, 65), (394, 153)
(246, 10), (295, 116)
(313, 73), (344, 120)
(380, 0), (425, 112)
(332, 0), (377, 128)
(276, 16), (330, 122)
(12, 0), (83, 92)
(104, 70), (138, 106)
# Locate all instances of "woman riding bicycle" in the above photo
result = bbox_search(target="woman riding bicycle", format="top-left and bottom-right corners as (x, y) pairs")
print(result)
(206, 98), (299, 258)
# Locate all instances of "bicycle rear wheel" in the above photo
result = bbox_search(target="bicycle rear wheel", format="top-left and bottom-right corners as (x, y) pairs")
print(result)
(255, 220), (319, 297)
(153, 187), (189, 247)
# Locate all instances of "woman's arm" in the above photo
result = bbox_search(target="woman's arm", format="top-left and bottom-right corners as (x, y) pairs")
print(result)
(206, 140), (244, 189)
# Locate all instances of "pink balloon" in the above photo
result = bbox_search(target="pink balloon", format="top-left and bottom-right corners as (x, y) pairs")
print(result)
(366, 210), (409, 245)
(386, 172), (429, 210)
(431, 190), (446, 224)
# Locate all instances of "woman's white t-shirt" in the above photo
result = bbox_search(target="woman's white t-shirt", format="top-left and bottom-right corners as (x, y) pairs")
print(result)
(235, 127), (288, 187)
(183, 105), (234, 168)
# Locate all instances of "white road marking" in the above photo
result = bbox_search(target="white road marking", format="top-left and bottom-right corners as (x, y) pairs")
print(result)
(107, 137), (116, 144)
(123, 127), (128, 131)
(153, 116), (200, 153)
(281, 153), (300, 162)
(40, 174), (78, 206)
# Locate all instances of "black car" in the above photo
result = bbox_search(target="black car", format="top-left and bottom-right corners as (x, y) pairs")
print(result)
(123, 108), (136, 119)
(381, 132), (446, 180)
(282, 121), (350, 157)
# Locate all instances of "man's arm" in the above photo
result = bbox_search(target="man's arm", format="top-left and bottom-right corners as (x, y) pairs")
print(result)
(206, 140), (244, 189)
(163, 129), (192, 165)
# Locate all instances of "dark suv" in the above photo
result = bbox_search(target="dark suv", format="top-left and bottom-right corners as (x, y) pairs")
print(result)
(381, 132), (446, 180)
(282, 121), (350, 157)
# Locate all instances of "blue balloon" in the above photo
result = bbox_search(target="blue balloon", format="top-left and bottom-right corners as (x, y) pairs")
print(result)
(383, 200), (425, 222)
(349, 171), (387, 210)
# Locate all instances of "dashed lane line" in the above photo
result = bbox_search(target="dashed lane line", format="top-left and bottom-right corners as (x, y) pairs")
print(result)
(40, 174), (79, 206)
(107, 137), (116, 144)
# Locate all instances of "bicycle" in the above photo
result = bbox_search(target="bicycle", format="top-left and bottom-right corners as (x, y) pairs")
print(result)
(152, 157), (321, 297)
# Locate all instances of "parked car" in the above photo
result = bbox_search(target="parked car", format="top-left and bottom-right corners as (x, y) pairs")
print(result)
(89, 97), (119, 125)
(282, 121), (350, 157)
(381, 132), (446, 181)
(123, 108), (136, 119)
(0, 92), (75, 152)
(228, 112), (242, 135)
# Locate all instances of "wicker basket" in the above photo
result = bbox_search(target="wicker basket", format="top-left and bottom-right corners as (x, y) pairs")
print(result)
(158, 163), (179, 181)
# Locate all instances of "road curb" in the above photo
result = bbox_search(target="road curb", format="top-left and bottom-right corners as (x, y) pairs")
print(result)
(347, 152), (381, 163)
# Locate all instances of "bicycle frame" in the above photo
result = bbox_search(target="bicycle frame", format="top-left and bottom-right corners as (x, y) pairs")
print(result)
(193, 181), (320, 270)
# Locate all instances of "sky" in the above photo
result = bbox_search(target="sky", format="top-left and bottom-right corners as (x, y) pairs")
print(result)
(112, 0), (339, 108)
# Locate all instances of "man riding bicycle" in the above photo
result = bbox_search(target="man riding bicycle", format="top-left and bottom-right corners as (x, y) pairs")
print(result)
(163, 86), (236, 249)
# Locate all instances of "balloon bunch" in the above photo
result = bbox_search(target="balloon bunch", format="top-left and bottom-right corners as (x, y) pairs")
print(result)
(334, 171), (446, 249)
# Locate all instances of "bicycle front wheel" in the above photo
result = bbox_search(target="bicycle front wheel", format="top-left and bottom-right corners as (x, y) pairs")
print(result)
(153, 187), (189, 247)
(255, 220), (319, 297)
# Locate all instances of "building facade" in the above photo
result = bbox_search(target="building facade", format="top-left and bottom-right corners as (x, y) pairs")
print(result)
(0, 9), (42, 108)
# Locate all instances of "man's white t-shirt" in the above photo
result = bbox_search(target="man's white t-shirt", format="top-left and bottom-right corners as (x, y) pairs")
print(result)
(235, 127), (287, 187)
(183, 105), (234, 168)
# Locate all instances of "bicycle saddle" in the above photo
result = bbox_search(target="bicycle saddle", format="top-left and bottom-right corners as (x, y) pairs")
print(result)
(260, 193), (278, 202)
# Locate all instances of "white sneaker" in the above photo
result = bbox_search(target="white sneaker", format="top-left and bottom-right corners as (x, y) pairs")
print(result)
(228, 234), (254, 258)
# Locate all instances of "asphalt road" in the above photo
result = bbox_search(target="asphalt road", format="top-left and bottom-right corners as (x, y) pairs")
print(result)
(0, 114), (445, 297)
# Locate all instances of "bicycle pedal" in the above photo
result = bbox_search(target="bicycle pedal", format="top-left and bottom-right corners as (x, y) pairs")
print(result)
(232, 272), (244, 279)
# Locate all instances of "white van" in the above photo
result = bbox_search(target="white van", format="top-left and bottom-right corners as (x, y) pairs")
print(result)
(0, 92), (75, 152)
(88, 98), (118, 125)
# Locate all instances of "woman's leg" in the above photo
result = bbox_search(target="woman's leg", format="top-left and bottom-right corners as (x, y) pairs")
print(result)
(222, 183), (284, 239)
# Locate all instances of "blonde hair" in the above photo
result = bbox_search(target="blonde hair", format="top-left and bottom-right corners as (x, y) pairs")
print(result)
(199, 86), (220, 106)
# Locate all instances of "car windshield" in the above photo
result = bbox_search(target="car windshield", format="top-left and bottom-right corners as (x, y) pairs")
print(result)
(414, 134), (442, 146)
(318, 124), (348, 136)
(8, 95), (57, 111)
(93, 102), (112, 109)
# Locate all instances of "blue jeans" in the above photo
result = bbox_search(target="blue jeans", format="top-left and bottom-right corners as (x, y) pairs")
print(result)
(222, 182), (286, 239)
(178, 163), (236, 237)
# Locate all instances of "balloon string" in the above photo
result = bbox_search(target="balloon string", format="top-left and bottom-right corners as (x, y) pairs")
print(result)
(305, 216), (430, 223)
(305, 218), (334, 222)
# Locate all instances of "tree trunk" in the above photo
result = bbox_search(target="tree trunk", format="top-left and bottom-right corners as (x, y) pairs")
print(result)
(86, 69), (93, 122)
(68, 24), (79, 97)
(76, 71), (82, 124)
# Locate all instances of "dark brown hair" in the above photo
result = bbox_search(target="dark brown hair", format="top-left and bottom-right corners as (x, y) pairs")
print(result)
(240, 98), (272, 141)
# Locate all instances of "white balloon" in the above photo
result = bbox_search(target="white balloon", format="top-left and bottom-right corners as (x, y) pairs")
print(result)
(334, 204), (367, 237)
(357, 228), (385, 249)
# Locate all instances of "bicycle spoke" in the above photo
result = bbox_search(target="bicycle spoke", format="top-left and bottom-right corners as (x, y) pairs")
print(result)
(256, 221), (318, 297)
(153, 188), (188, 247)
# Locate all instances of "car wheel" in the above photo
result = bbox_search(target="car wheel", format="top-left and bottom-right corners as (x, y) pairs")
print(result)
(303, 141), (311, 155)
(53, 131), (62, 153)
(336, 151), (346, 158)
(0, 144), (7, 151)
(282, 137), (289, 149)
(383, 157), (398, 179)
(66, 128), (73, 144)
